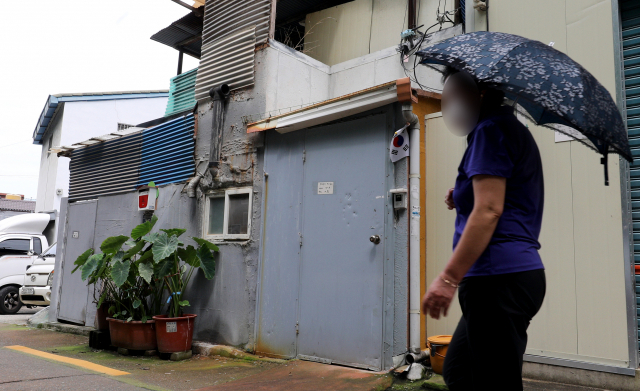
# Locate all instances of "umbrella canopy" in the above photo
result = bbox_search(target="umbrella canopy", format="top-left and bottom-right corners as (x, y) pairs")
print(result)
(417, 31), (632, 183)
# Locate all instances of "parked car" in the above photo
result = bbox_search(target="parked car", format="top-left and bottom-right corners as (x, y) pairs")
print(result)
(0, 214), (52, 314)
(20, 242), (56, 307)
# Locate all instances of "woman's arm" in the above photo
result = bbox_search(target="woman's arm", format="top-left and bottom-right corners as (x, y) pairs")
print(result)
(421, 175), (506, 319)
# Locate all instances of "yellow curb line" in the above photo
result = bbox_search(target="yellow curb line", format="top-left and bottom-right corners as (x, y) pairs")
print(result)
(5, 345), (129, 376)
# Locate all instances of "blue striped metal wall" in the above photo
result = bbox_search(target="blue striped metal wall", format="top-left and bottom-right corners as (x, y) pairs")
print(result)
(137, 115), (195, 187)
(165, 68), (198, 116)
(621, 0), (640, 345)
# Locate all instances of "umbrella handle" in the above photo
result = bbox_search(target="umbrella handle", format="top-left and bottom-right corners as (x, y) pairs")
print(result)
(601, 151), (609, 187)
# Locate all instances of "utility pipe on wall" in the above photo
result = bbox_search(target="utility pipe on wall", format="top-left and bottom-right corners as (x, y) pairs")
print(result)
(402, 103), (421, 352)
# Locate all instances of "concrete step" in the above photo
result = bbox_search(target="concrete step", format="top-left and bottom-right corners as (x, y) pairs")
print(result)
(524, 379), (610, 391)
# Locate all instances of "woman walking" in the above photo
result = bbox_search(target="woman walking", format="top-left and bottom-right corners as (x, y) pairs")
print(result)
(421, 68), (546, 391)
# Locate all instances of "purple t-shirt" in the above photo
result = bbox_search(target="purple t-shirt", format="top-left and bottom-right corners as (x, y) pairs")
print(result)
(453, 107), (545, 277)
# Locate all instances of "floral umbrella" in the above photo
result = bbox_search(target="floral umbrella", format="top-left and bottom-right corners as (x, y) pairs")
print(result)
(418, 31), (632, 185)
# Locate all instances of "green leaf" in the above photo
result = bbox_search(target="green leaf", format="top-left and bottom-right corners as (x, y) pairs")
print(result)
(193, 237), (219, 252)
(111, 260), (131, 287)
(133, 299), (141, 309)
(88, 254), (108, 285)
(81, 254), (104, 281)
(138, 262), (154, 283)
(178, 300), (190, 307)
(124, 241), (145, 260)
(112, 250), (125, 263)
(121, 310), (127, 316)
(141, 315), (148, 323)
(142, 232), (162, 244)
(126, 316), (133, 322)
(197, 245), (216, 280)
(100, 235), (129, 254)
(131, 215), (158, 240)
(161, 228), (187, 238)
(177, 245), (199, 267)
(138, 249), (153, 263)
(108, 305), (116, 316)
(154, 258), (174, 280)
(125, 240), (136, 247)
(71, 249), (94, 274)
(151, 233), (180, 262)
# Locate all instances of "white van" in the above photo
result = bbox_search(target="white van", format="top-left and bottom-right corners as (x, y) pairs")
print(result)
(0, 214), (52, 314)
(20, 242), (56, 307)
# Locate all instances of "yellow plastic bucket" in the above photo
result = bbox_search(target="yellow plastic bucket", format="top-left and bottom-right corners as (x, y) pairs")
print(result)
(427, 335), (452, 375)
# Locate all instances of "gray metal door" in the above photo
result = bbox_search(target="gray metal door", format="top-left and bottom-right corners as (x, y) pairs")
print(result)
(57, 200), (98, 324)
(296, 116), (387, 370)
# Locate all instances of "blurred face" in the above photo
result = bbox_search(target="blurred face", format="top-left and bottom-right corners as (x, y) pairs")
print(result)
(441, 72), (481, 137)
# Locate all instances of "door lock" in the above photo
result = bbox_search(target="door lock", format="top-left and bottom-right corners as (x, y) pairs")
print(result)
(369, 235), (381, 244)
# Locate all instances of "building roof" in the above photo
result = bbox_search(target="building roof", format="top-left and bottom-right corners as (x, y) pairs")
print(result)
(0, 199), (36, 212)
(150, 11), (203, 58)
(32, 90), (169, 145)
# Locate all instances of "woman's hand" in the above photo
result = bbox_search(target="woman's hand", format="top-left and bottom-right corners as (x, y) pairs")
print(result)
(445, 188), (455, 210)
(422, 274), (457, 319)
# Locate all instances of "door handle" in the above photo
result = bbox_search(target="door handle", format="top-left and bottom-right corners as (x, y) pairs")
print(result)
(369, 235), (381, 245)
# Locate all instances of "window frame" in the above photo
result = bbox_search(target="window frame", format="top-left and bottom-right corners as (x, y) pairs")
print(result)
(204, 187), (253, 241)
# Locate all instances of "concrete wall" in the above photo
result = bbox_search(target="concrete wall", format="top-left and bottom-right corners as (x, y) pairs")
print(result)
(304, 0), (457, 66)
(36, 107), (63, 213)
(263, 25), (459, 115)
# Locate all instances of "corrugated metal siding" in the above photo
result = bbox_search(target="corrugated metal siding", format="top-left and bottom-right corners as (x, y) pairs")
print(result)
(138, 115), (195, 187)
(165, 68), (198, 116)
(68, 133), (142, 201)
(621, 0), (640, 345)
(202, 0), (271, 46)
(195, 25), (257, 100)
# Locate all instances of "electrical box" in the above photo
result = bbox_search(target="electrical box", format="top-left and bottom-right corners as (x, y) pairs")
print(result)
(138, 188), (157, 211)
(390, 188), (408, 210)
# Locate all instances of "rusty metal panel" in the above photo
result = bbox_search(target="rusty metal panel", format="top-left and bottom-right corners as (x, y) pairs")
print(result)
(195, 25), (257, 100)
(202, 0), (271, 46)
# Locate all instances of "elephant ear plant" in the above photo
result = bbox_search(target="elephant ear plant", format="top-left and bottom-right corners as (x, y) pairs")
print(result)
(150, 233), (218, 318)
(72, 215), (218, 322)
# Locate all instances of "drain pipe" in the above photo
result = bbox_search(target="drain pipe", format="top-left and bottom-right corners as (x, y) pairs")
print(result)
(208, 84), (231, 177)
(186, 84), (230, 198)
(402, 103), (421, 353)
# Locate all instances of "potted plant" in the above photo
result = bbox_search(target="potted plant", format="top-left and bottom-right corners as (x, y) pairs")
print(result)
(73, 216), (164, 351)
(146, 233), (217, 354)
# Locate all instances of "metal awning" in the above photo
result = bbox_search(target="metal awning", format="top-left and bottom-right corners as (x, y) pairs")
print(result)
(150, 11), (203, 58)
(245, 81), (400, 134)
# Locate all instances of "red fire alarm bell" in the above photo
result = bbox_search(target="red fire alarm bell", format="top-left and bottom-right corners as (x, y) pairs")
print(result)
(138, 188), (157, 211)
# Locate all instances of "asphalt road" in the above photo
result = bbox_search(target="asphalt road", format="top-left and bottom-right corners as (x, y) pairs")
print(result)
(0, 348), (143, 391)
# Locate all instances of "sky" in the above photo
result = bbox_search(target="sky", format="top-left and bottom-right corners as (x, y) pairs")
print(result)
(0, 1), (199, 200)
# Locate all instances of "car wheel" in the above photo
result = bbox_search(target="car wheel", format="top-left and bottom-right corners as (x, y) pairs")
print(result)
(0, 286), (22, 315)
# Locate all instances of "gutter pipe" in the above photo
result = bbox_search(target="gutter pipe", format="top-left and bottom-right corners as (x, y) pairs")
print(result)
(402, 103), (421, 353)
(208, 84), (231, 177)
(186, 84), (230, 198)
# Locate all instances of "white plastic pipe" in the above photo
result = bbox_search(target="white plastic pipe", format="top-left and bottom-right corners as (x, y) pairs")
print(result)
(402, 103), (421, 352)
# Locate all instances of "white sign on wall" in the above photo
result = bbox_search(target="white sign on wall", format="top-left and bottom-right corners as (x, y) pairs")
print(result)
(317, 182), (334, 195)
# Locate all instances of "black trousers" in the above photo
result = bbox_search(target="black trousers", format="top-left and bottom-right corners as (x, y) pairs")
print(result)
(443, 269), (546, 391)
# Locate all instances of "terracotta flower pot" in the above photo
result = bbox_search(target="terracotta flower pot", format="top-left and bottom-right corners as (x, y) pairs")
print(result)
(95, 304), (111, 331)
(152, 314), (197, 353)
(107, 318), (157, 351)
